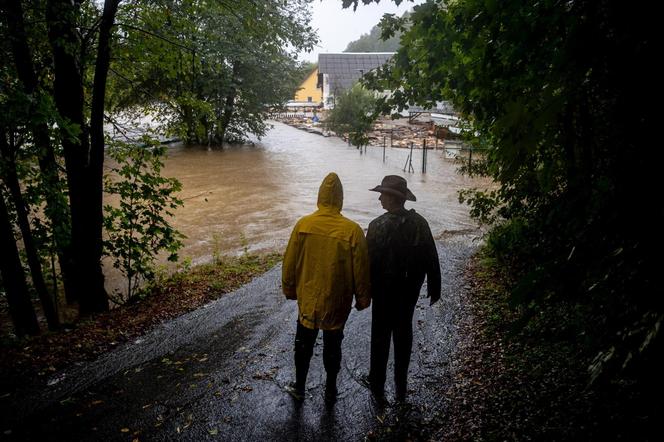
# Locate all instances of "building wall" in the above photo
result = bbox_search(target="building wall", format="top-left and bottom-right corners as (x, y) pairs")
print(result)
(294, 68), (323, 103)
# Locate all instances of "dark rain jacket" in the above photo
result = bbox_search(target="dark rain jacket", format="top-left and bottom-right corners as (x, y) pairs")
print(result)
(366, 208), (441, 304)
(282, 173), (371, 330)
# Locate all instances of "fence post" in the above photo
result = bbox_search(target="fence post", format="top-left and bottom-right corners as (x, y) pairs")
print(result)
(468, 146), (473, 176)
(422, 139), (426, 173)
(404, 142), (414, 173)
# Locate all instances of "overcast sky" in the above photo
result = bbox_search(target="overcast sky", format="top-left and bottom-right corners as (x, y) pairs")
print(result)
(297, 0), (424, 62)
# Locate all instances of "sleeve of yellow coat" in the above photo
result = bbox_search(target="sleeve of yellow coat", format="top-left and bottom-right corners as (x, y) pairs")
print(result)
(282, 222), (299, 300)
(352, 227), (371, 304)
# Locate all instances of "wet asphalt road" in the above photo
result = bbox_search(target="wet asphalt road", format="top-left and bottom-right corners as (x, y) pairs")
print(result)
(4, 237), (476, 441)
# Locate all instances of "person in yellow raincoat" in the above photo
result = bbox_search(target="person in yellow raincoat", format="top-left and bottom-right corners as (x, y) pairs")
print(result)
(282, 172), (371, 401)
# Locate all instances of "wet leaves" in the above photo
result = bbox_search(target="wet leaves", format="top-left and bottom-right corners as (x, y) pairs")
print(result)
(251, 367), (277, 381)
(435, 256), (601, 440)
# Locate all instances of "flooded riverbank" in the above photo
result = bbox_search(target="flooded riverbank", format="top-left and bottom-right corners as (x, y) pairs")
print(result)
(103, 121), (490, 293)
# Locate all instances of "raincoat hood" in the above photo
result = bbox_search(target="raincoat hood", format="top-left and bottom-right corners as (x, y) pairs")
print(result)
(317, 173), (343, 212)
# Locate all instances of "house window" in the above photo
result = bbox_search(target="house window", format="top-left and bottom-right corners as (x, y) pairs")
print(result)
(307, 97), (312, 102)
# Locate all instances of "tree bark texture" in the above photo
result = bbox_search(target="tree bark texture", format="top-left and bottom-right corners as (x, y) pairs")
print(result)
(218, 63), (241, 145)
(46, 0), (110, 314)
(0, 189), (40, 336)
(0, 133), (59, 329)
(2, 0), (77, 304)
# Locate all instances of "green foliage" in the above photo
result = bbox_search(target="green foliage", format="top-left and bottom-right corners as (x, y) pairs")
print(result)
(360, 0), (660, 422)
(110, 0), (317, 145)
(344, 11), (407, 52)
(324, 83), (378, 148)
(103, 138), (184, 303)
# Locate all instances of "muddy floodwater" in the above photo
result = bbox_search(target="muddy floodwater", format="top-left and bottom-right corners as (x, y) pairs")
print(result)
(104, 121), (489, 293)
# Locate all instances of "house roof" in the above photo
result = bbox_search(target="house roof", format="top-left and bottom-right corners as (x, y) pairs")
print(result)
(318, 52), (394, 94)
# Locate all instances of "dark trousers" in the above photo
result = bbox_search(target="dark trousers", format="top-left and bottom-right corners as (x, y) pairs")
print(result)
(294, 320), (344, 390)
(369, 296), (418, 395)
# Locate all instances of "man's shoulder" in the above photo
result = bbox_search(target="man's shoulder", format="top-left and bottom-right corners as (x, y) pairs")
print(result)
(368, 212), (404, 236)
(369, 212), (392, 224)
(407, 209), (430, 226)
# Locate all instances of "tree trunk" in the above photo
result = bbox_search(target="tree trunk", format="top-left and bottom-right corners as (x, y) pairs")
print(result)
(0, 189), (40, 337)
(46, 0), (109, 315)
(218, 63), (241, 145)
(87, 0), (120, 310)
(0, 133), (59, 329)
(3, 0), (77, 304)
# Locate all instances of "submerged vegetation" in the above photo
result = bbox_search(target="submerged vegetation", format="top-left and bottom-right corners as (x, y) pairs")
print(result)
(324, 83), (378, 150)
(111, 0), (316, 145)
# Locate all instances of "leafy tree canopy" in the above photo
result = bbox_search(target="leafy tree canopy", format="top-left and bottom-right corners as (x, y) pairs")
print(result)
(110, 0), (318, 145)
(325, 83), (377, 148)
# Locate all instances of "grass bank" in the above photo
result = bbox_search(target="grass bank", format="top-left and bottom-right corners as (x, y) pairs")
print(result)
(0, 253), (281, 397)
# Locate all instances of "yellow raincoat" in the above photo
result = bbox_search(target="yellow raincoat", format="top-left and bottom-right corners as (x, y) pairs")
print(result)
(282, 173), (371, 331)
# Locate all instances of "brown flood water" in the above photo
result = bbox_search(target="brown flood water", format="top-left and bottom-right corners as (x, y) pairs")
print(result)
(103, 121), (489, 294)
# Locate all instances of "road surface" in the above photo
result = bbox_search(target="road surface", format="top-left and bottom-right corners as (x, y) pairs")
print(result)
(5, 236), (476, 441)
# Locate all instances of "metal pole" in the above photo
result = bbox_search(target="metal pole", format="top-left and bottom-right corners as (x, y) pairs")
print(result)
(468, 146), (473, 175)
(406, 142), (414, 173)
(383, 136), (386, 163)
(422, 139), (427, 173)
(410, 143), (414, 173)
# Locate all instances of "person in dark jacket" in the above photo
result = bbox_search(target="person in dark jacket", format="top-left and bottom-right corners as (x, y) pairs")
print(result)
(365, 175), (441, 401)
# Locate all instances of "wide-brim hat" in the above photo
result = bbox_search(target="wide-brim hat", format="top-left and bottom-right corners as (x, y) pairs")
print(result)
(369, 175), (416, 201)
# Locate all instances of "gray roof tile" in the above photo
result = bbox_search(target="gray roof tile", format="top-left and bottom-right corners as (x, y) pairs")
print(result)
(319, 52), (394, 93)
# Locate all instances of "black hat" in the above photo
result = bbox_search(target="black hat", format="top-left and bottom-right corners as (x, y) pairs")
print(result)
(369, 175), (416, 201)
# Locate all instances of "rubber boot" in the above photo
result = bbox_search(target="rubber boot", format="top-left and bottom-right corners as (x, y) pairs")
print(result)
(325, 372), (338, 403)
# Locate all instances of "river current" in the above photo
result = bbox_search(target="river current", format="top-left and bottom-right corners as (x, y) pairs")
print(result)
(103, 121), (488, 293)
